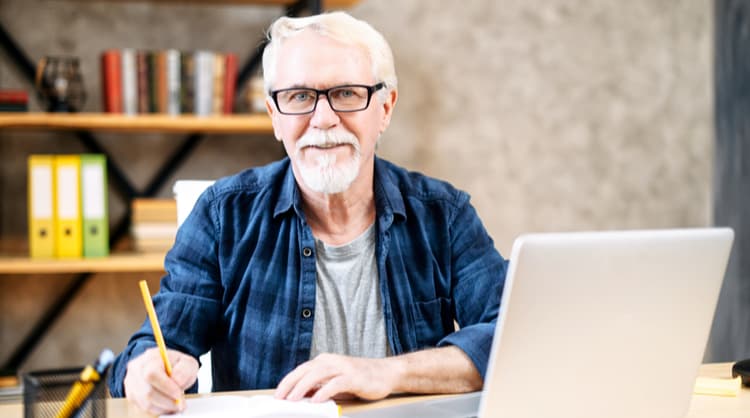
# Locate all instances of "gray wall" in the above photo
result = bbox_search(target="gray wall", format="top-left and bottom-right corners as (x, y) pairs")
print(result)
(709, 0), (750, 362)
(0, 0), (718, 372)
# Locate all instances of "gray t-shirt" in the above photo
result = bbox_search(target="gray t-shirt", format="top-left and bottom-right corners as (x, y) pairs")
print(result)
(310, 223), (390, 359)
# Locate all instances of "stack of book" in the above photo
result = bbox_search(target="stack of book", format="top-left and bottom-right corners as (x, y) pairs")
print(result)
(101, 49), (238, 116)
(0, 89), (29, 112)
(27, 155), (109, 259)
(131, 198), (177, 253)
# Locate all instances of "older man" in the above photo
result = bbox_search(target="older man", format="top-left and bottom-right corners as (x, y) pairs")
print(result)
(109, 12), (507, 415)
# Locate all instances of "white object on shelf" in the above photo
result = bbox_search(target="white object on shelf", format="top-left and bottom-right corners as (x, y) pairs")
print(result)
(173, 180), (215, 227)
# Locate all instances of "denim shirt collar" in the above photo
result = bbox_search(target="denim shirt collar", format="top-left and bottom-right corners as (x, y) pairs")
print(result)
(272, 157), (407, 226)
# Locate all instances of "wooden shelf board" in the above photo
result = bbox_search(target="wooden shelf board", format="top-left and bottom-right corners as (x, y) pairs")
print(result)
(85, 0), (360, 8)
(0, 113), (274, 134)
(0, 252), (166, 274)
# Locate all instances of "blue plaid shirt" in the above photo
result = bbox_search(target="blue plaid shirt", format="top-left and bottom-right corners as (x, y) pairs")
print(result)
(109, 157), (507, 396)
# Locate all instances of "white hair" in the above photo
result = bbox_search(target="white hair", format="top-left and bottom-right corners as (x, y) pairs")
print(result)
(262, 11), (397, 99)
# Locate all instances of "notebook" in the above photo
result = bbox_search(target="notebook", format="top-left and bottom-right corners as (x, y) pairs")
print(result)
(350, 227), (734, 418)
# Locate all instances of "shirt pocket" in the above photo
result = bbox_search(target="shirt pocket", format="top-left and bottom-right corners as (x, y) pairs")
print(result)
(411, 297), (454, 348)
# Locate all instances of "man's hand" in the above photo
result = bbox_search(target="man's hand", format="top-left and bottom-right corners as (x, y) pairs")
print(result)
(275, 353), (399, 402)
(123, 347), (199, 415)
(275, 347), (482, 403)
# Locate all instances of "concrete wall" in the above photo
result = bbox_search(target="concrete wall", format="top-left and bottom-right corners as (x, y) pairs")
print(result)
(0, 0), (713, 372)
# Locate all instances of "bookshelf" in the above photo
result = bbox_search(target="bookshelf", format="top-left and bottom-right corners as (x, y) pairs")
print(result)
(0, 253), (166, 274)
(0, 113), (273, 134)
(0, 237), (166, 273)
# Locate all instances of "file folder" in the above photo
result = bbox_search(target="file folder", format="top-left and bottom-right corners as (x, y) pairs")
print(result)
(80, 154), (109, 257)
(28, 155), (56, 258)
(54, 155), (83, 258)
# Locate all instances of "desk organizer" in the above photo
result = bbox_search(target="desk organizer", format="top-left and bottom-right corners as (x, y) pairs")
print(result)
(23, 367), (106, 418)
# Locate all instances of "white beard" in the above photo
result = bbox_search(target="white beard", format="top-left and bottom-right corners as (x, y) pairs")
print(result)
(295, 129), (361, 194)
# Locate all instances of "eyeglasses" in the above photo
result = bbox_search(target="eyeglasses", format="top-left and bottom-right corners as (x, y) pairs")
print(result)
(270, 82), (386, 115)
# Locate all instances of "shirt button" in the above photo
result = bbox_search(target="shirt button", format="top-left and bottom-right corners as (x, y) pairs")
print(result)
(302, 247), (313, 257)
(301, 308), (312, 319)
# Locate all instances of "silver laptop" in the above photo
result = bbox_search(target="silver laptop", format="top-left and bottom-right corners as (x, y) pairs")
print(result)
(350, 228), (734, 418)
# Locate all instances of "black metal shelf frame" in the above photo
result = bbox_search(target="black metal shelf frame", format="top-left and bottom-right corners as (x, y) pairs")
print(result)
(0, 0), (322, 376)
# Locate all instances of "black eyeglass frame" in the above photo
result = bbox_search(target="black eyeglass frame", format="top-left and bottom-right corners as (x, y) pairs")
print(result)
(270, 82), (386, 115)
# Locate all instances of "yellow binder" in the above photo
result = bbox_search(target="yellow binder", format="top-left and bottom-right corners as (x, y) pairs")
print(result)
(28, 155), (56, 258)
(54, 155), (83, 258)
(80, 154), (109, 257)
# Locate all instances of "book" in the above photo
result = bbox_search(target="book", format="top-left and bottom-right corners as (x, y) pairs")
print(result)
(136, 51), (150, 114)
(148, 51), (158, 113)
(131, 198), (177, 223)
(156, 50), (169, 114)
(166, 49), (181, 116)
(160, 395), (340, 418)
(131, 222), (177, 240)
(212, 52), (225, 115)
(121, 48), (138, 115)
(194, 50), (214, 117)
(223, 53), (238, 114)
(180, 51), (195, 114)
(101, 49), (123, 113)
(0, 103), (28, 112)
(0, 89), (29, 112)
(133, 236), (175, 253)
(0, 89), (29, 104)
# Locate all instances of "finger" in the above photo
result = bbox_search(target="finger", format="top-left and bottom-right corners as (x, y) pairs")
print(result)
(143, 359), (184, 402)
(275, 362), (311, 399)
(310, 376), (350, 403)
(128, 378), (181, 416)
(171, 353), (199, 390)
(142, 399), (180, 417)
(143, 384), (183, 413)
(286, 364), (337, 401)
(125, 349), (185, 414)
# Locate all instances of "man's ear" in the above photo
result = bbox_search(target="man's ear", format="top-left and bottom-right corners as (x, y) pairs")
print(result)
(379, 88), (398, 134)
(266, 96), (283, 142)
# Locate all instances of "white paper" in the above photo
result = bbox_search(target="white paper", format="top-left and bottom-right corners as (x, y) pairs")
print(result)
(161, 394), (340, 418)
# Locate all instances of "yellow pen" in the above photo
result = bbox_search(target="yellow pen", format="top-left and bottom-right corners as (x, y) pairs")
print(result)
(54, 349), (114, 418)
(138, 280), (174, 376)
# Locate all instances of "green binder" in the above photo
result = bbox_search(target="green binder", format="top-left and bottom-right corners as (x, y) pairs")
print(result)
(80, 154), (109, 257)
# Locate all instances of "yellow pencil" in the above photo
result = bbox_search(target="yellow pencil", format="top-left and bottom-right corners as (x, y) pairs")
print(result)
(139, 280), (173, 377)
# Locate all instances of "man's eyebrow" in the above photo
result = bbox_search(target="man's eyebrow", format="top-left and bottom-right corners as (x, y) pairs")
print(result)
(275, 84), (311, 90)
(277, 82), (363, 90)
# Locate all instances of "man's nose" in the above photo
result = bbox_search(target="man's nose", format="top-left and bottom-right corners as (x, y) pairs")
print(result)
(310, 94), (340, 129)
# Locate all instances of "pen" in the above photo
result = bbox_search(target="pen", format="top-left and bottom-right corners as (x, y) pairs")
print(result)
(54, 349), (115, 418)
(138, 280), (174, 377)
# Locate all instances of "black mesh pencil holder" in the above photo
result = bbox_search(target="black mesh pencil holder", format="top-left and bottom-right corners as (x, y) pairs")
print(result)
(23, 367), (107, 418)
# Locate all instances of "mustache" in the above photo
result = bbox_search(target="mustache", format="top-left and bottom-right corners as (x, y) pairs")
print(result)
(296, 129), (359, 152)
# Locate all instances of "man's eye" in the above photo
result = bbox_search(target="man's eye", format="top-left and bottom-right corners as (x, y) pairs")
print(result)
(331, 88), (358, 100)
(292, 92), (312, 102)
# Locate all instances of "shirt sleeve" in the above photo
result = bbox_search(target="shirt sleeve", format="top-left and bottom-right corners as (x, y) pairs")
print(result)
(108, 188), (223, 397)
(436, 195), (508, 381)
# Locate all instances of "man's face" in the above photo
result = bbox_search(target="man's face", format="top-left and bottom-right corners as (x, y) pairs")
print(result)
(266, 31), (396, 195)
